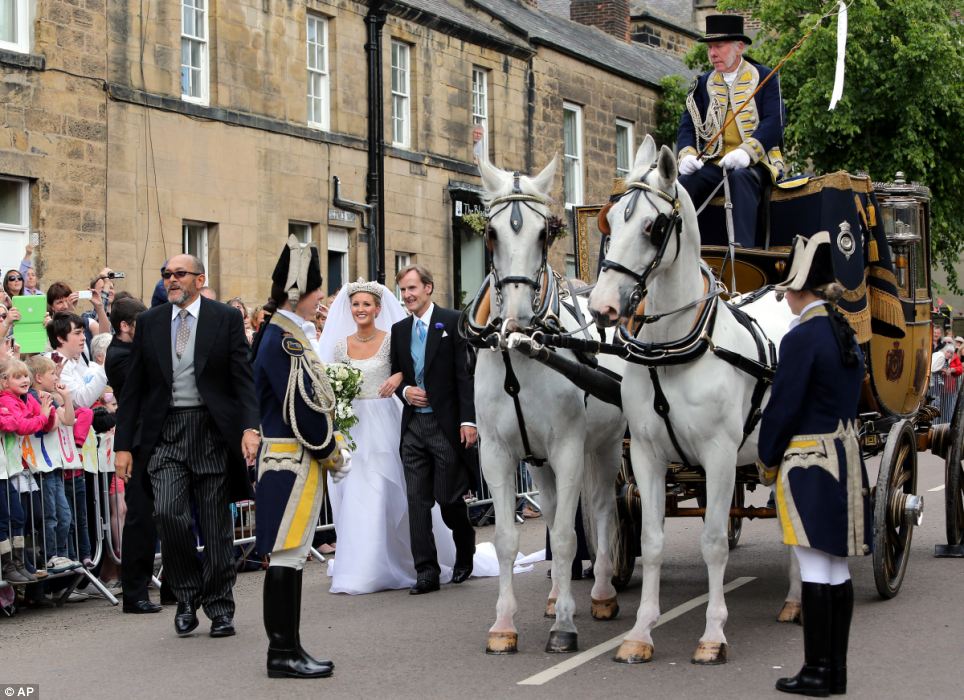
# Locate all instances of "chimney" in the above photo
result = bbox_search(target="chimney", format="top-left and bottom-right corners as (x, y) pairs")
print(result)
(570, 0), (631, 42)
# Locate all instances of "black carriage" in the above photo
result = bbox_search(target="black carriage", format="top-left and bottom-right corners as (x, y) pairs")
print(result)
(570, 170), (963, 597)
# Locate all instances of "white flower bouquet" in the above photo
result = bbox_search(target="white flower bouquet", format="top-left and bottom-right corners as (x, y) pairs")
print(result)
(324, 362), (363, 449)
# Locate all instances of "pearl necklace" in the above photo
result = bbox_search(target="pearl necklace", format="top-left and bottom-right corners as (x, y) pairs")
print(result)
(354, 331), (377, 343)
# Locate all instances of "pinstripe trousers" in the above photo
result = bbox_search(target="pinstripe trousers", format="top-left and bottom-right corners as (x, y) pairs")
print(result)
(148, 408), (236, 618)
(401, 412), (475, 581)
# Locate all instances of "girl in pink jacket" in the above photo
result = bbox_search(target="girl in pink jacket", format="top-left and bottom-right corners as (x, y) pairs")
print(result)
(1, 359), (56, 584)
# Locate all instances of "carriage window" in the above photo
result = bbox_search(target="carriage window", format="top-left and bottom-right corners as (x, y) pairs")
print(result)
(563, 103), (583, 208)
(912, 240), (927, 299)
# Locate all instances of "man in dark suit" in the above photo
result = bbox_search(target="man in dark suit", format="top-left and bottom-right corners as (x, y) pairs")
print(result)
(390, 265), (476, 595)
(104, 296), (165, 615)
(114, 254), (260, 637)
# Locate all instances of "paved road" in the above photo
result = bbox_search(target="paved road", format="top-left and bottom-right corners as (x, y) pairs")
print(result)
(3, 451), (961, 700)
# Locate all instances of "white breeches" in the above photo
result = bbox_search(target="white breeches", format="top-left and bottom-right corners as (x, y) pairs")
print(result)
(792, 545), (850, 585)
(269, 543), (311, 570)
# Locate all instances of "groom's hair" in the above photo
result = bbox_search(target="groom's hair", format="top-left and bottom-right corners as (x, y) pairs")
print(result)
(395, 264), (434, 290)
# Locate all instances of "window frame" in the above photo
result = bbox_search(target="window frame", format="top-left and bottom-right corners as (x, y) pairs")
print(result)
(394, 252), (412, 299)
(182, 221), (209, 273)
(0, 176), (30, 273)
(180, 0), (209, 105)
(615, 119), (634, 179)
(306, 14), (330, 130)
(288, 221), (313, 245)
(471, 67), (489, 156)
(390, 40), (411, 148)
(0, 0), (30, 54)
(563, 102), (584, 208)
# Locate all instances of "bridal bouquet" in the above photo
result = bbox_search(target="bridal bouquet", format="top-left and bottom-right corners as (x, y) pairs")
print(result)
(325, 362), (363, 449)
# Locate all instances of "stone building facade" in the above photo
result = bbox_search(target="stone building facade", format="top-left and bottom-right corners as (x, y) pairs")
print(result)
(0, 0), (688, 308)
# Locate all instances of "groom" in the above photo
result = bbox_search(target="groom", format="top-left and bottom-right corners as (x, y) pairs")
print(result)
(391, 265), (477, 594)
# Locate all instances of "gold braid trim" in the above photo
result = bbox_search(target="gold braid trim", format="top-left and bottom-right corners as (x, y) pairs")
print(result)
(868, 238), (879, 263)
(868, 265), (898, 286)
(841, 279), (868, 303)
(839, 305), (872, 344)
(868, 288), (907, 332)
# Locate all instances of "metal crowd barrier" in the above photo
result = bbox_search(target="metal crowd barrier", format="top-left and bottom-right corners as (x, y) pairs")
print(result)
(930, 372), (960, 423)
(464, 456), (542, 526)
(1, 425), (120, 609)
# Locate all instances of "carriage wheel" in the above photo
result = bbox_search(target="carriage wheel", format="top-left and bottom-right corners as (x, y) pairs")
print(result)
(944, 386), (964, 547)
(872, 420), (918, 599)
(728, 484), (745, 550)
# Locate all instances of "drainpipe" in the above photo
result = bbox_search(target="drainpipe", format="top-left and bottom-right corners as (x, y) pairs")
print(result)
(332, 176), (375, 281)
(525, 57), (535, 173)
(365, 1), (387, 285)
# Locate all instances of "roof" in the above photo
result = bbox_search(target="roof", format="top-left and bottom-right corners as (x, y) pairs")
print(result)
(386, 0), (532, 57)
(469, 0), (692, 88)
(630, 1), (696, 29)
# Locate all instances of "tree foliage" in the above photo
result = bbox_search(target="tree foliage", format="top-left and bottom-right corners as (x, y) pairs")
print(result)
(720, 0), (964, 288)
(654, 75), (689, 148)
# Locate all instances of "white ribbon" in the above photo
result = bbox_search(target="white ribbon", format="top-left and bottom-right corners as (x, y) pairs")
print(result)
(829, 1), (847, 110)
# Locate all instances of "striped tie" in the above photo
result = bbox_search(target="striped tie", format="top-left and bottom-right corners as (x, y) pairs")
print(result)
(175, 309), (191, 358)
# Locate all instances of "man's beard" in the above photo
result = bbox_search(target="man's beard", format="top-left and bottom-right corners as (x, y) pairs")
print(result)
(168, 288), (190, 305)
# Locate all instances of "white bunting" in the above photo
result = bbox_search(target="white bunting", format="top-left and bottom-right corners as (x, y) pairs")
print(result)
(829, 1), (848, 110)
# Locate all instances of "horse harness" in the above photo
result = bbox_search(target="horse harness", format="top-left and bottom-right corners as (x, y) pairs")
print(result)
(595, 175), (778, 469)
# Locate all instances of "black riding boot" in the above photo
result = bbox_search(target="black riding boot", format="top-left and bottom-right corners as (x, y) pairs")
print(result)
(294, 568), (334, 669)
(829, 580), (853, 695)
(776, 582), (832, 697)
(264, 566), (333, 679)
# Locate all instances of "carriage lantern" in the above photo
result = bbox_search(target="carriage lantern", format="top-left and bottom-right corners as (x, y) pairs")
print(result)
(874, 172), (931, 299)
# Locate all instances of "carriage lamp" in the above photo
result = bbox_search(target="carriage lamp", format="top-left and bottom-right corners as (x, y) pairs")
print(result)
(875, 172), (931, 299)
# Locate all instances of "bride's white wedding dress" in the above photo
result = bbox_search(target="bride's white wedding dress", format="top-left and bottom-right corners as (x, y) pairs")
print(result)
(325, 335), (457, 594)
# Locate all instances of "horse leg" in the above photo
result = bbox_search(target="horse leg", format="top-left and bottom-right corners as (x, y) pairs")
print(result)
(545, 449), (581, 653)
(585, 443), (621, 620)
(692, 454), (736, 665)
(778, 545), (803, 624)
(537, 471), (560, 618)
(614, 444), (665, 664)
(482, 444), (522, 655)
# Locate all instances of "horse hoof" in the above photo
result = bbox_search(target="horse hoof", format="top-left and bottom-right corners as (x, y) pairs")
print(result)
(545, 630), (578, 653)
(776, 601), (802, 624)
(590, 596), (619, 620)
(612, 640), (653, 664)
(486, 631), (518, 655)
(691, 641), (728, 665)
(544, 598), (557, 618)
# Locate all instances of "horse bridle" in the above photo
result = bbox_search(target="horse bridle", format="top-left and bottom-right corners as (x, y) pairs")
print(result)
(485, 174), (551, 300)
(598, 171), (683, 313)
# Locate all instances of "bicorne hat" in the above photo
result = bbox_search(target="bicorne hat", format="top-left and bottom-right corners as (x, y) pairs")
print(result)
(698, 14), (752, 45)
(271, 234), (323, 304)
(774, 231), (837, 294)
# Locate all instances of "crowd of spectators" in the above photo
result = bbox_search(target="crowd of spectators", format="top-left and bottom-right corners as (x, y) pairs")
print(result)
(0, 246), (331, 615)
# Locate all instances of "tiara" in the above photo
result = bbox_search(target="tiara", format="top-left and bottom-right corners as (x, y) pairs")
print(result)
(346, 278), (383, 299)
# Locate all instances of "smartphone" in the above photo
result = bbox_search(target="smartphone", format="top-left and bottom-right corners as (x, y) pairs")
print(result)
(78, 290), (93, 300)
(108, 271), (126, 279)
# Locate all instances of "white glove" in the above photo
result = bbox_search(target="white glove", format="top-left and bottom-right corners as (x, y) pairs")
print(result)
(329, 448), (352, 483)
(679, 154), (703, 176)
(720, 148), (751, 171)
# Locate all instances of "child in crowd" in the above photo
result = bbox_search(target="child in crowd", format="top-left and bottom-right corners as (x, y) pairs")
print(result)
(25, 355), (81, 575)
(0, 359), (56, 584)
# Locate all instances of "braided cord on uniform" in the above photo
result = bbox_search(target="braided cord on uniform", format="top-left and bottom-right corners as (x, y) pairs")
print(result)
(282, 354), (337, 452)
(686, 89), (723, 159)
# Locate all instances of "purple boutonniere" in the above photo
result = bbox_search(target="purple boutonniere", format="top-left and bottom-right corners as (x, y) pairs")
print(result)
(434, 322), (444, 330)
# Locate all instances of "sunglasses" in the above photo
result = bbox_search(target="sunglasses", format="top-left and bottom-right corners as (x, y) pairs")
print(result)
(161, 270), (201, 280)
(6, 276), (22, 282)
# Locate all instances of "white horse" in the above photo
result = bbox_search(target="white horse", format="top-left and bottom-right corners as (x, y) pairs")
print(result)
(589, 135), (794, 664)
(472, 155), (627, 655)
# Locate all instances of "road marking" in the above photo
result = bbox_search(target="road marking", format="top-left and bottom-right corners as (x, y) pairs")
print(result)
(517, 576), (756, 686)
(929, 484), (945, 492)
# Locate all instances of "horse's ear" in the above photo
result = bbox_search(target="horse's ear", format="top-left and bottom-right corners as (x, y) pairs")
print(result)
(631, 134), (657, 177)
(477, 153), (508, 197)
(656, 145), (677, 191)
(529, 155), (558, 198)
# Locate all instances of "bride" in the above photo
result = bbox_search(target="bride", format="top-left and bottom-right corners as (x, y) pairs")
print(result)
(316, 280), (457, 594)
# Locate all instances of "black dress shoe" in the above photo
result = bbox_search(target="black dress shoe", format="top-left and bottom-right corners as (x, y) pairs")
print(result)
(210, 615), (236, 638)
(174, 601), (198, 636)
(451, 565), (472, 584)
(123, 599), (162, 614)
(409, 579), (440, 595)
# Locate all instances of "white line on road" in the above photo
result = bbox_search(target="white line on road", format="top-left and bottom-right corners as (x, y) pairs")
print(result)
(929, 484), (945, 492)
(517, 576), (757, 686)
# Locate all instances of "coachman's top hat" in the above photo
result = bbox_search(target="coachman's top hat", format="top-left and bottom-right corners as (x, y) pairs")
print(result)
(698, 14), (752, 45)
(774, 231), (836, 294)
